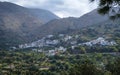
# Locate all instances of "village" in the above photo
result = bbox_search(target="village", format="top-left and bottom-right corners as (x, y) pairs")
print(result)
(13, 34), (117, 56)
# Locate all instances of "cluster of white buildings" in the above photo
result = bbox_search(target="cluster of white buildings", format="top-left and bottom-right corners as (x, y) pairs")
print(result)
(18, 34), (74, 49)
(17, 34), (117, 56)
(19, 37), (59, 49)
(46, 40), (59, 45)
(80, 37), (116, 46)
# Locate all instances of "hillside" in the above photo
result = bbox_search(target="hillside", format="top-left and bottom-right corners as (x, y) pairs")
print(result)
(36, 9), (110, 37)
(17, 19), (120, 50)
(0, 2), (59, 49)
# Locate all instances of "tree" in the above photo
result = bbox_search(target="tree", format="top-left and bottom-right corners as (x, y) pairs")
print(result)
(79, 46), (86, 54)
(69, 60), (104, 75)
(90, 0), (120, 19)
(106, 58), (120, 75)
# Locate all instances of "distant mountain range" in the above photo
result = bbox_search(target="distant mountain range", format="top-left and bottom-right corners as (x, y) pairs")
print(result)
(34, 9), (110, 37)
(0, 2), (119, 49)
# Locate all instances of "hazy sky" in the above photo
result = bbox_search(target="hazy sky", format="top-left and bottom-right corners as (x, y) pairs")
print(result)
(0, 0), (97, 18)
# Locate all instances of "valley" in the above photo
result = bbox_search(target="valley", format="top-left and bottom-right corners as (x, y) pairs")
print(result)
(0, 1), (120, 75)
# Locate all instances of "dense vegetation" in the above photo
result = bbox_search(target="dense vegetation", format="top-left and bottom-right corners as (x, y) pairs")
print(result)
(0, 49), (119, 75)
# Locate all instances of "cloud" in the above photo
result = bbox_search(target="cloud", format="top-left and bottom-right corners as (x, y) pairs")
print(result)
(0, 0), (97, 18)
(53, 0), (97, 17)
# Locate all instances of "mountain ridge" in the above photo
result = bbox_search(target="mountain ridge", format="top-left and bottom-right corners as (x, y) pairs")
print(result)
(34, 9), (110, 38)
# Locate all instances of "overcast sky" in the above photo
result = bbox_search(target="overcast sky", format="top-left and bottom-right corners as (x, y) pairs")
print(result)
(0, 0), (97, 18)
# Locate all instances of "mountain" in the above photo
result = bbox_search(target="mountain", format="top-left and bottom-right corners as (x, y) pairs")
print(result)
(35, 9), (110, 37)
(29, 8), (59, 23)
(0, 2), (59, 49)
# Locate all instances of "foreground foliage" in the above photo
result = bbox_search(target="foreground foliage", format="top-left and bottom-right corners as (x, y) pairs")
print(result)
(0, 50), (119, 75)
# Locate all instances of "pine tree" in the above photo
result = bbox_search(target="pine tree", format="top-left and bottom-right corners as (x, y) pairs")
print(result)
(90, 0), (120, 19)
